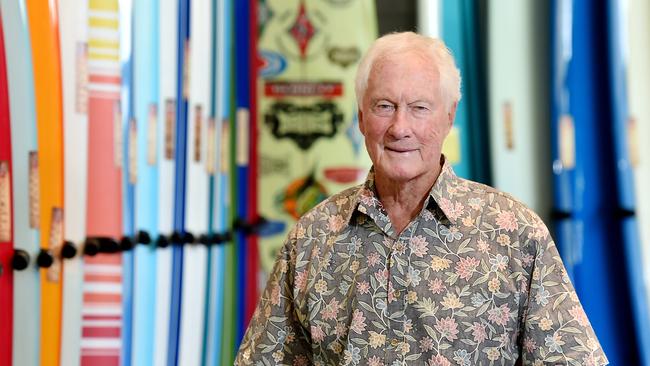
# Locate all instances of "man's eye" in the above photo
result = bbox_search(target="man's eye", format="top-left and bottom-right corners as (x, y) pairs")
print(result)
(376, 104), (394, 112)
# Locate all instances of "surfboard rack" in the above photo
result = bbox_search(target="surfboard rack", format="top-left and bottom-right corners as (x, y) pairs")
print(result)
(550, 209), (572, 220)
(60, 241), (77, 259)
(614, 207), (636, 218)
(36, 249), (54, 268)
(11, 249), (30, 271)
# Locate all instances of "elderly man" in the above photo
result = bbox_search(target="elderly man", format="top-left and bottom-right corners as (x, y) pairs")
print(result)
(236, 32), (607, 365)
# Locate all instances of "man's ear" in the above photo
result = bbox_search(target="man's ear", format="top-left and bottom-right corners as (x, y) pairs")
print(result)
(357, 108), (366, 135)
(447, 101), (458, 127)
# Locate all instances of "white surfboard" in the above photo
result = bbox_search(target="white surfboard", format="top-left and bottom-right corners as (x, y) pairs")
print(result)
(152, 0), (177, 364)
(0, 1), (40, 365)
(626, 0), (650, 355)
(487, 0), (552, 219)
(58, 0), (88, 365)
(177, 0), (212, 363)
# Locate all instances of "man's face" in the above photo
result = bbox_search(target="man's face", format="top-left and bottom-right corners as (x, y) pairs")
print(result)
(359, 53), (456, 184)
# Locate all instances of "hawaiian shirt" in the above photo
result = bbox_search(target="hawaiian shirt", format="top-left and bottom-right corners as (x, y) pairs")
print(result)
(235, 160), (608, 366)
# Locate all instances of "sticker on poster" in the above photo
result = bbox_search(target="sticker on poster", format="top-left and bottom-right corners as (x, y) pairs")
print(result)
(206, 117), (216, 175)
(76, 42), (89, 114)
(264, 101), (344, 150)
(259, 49), (287, 79)
(165, 99), (176, 160)
(327, 46), (360, 68)
(46, 207), (64, 283)
(29, 152), (40, 229)
(275, 2), (328, 61)
(148, 104), (158, 165)
(260, 154), (290, 177)
(129, 118), (137, 184)
(276, 172), (328, 219)
(0, 161), (11, 242)
(194, 105), (203, 162)
(264, 81), (342, 98)
(114, 101), (123, 168)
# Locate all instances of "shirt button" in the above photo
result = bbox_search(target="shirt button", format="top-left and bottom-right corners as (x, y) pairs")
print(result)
(390, 339), (399, 346)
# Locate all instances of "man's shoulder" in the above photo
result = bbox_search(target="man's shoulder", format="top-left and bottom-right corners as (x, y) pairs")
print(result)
(453, 176), (548, 235)
(294, 183), (363, 227)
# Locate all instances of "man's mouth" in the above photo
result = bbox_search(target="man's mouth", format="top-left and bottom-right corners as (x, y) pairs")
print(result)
(386, 147), (415, 153)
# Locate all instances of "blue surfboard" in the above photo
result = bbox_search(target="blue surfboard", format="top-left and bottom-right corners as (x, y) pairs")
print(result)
(233, 0), (251, 346)
(440, 0), (490, 183)
(606, 1), (650, 363)
(167, 0), (190, 363)
(550, 0), (638, 364)
(119, 1), (135, 364)
(204, 1), (230, 364)
(131, 0), (160, 363)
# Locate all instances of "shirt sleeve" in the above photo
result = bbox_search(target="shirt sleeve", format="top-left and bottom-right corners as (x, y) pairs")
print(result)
(518, 222), (608, 365)
(234, 226), (312, 366)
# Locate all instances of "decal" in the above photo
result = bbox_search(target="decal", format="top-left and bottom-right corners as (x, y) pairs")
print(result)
(327, 46), (360, 68)
(264, 101), (344, 150)
(259, 49), (287, 78)
(264, 81), (342, 98)
(276, 172), (328, 219)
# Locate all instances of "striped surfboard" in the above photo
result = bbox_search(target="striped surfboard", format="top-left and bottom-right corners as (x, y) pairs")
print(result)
(82, 0), (124, 363)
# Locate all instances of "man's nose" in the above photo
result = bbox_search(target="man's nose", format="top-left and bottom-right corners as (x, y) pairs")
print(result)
(387, 107), (411, 139)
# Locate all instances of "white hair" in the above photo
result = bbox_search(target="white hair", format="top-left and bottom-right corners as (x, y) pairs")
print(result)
(354, 32), (461, 110)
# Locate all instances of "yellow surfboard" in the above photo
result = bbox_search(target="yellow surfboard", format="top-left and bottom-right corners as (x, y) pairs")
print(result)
(25, 0), (64, 365)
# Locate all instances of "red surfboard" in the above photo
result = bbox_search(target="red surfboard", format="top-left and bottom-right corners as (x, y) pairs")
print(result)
(0, 16), (15, 366)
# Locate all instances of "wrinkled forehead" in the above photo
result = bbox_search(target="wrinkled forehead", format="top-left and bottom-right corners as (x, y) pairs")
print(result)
(366, 52), (442, 98)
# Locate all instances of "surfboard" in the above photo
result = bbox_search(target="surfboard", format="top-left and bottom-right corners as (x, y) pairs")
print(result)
(255, 0), (377, 333)
(25, 0), (65, 363)
(439, 0), (490, 183)
(177, 0), (210, 362)
(0, 0), (41, 364)
(204, 0), (229, 363)
(0, 17), (14, 366)
(131, 0), (159, 364)
(233, 0), (251, 345)
(245, 0), (259, 329)
(486, 0), (551, 219)
(167, 0), (190, 362)
(82, 0), (124, 363)
(118, 1), (135, 364)
(607, 1), (650, 364)
(626, 1), (650, 363)
(58, 0), (89, 364)
(222, 1), (237, 361)
(152, 0), (177, 364)
(550, 0), (637, 363)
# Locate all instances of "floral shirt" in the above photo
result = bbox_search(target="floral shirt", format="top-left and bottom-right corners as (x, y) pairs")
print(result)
(235, 161), (608, 366)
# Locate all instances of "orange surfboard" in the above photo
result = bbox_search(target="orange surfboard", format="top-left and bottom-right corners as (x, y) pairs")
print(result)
(25, 0), (65, 365)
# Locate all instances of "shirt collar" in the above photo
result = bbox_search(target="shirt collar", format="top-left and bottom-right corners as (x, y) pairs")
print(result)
(344, 155), (460, 225)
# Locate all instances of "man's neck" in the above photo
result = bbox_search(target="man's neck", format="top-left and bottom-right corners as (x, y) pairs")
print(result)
(374, 163), (442, 235)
